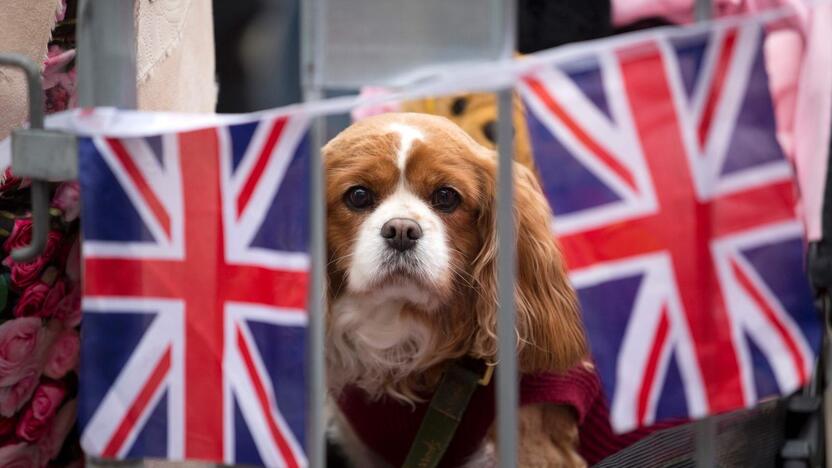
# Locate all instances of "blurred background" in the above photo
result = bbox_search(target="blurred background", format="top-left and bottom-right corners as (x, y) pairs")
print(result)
(210, 0), (651, 113)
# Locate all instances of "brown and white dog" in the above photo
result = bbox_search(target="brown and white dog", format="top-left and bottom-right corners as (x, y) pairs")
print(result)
(324, 113), (588, 467)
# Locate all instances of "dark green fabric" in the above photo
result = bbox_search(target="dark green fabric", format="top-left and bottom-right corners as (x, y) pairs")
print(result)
(400, 361), (484, 468)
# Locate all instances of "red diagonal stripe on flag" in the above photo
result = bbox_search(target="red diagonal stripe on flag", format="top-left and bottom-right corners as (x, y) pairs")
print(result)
(236, 117), (288, 218)
(102, 346), (172, 457)
(236, 325), (300, 468)
(525, 76), (639, 193)
(697, 28), (738, 150)
(637, 307), (670, 426)
(106, 138), (172, 238)
(730, 259), (808, 383)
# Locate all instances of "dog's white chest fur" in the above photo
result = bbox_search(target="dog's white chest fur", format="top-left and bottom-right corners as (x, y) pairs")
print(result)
(327, 289), (439, 400)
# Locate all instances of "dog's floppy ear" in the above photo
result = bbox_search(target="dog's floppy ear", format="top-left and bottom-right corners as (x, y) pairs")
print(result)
(471, 155), (587, 373)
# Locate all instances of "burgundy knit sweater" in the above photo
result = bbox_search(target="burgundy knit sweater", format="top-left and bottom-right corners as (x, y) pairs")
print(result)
(337, 366), (677, 467)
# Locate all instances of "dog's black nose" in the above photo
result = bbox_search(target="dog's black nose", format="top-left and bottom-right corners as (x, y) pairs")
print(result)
(380, 218), (423, 252)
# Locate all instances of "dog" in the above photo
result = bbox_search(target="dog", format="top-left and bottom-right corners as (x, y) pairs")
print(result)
(324, 112), (589, 467)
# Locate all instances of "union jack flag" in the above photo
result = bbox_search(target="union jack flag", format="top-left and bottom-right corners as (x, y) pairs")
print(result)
(519, 23), (821, 432)
(76, 115), (310, 466)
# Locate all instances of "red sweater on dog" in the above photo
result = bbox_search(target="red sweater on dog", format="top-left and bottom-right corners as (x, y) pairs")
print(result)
(337, 367), (674, 467)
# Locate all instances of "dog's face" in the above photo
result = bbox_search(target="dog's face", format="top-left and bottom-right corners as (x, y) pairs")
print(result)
(325, 115), (487, 309)
(324, 113), (586, 396)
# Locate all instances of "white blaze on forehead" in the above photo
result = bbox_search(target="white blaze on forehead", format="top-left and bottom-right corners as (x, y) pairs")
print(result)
(389, 123), (424, 173)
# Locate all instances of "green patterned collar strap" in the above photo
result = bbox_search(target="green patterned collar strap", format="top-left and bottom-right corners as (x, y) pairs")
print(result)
(401, 358), (494, 468)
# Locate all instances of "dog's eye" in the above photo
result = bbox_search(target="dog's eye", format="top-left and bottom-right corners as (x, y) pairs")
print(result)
(431, 187), (461, 213)
(482, 120), (496, 143)
(344, 186), (374, 211)
(450, 97), (468, 116)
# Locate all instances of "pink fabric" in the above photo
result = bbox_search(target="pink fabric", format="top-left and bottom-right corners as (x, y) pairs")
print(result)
(350, 86), (403, 122)
(792, 3), (832, 241)
(612, 0), (832, 241)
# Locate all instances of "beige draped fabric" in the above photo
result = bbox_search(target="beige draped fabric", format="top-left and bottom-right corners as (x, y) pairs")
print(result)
(0, 0), (216, 141)
(0, 0), (62, 141)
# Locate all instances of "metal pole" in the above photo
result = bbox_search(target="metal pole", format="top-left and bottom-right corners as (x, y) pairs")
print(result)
(496, 87), (518, 468)
(77, 0), (137, 108)
(496, 0), (517, 466)
(304, 94), (328, 468)
(0, 54), (50, 263)
(77, 1), (139, 466)
(694, 0), (713, 22)
(301, 0), (327, 465)
(692, 1), (717, 467)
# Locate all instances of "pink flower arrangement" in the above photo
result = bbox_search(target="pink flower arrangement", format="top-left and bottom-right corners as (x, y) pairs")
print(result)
(4, 230), (64, 290)
(0, 368), (40, 418)
(14, 283), (51, 319)
(15, 379), (67, 443)
(54, 287), (81, 329)
(0, 5), (83, 463)
(36, 399), (76, 462)
(2, 220), (33, 255)
(0, 168), (29, 193)
(43, 45), (77, 114)
(51, 182), (81, 224)
(43, 330), (78, 380)
(0, 318), (44, 386)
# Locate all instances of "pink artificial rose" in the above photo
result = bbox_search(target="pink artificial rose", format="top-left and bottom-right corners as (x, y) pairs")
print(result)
(2, 220), (32, 255)
(9, 260), (47, 290)
(54, 287), (81, 328)
(29, 380), (66, 421)
(43, 330), (79, 380)
(51, 182), (81, 223)
(0, 167), (22, 192)
(37, 399), (76, 463)
(0, 442), (41, 468)
(7, 229), (60, 288)
(0, 369), (39, 417)
(43, 45), (77, 114)
(0, 318), (42, 386)
(13, 282), (51, 318)
(15, 380), (67, 443)
(16, 412), (48, 443)
(40, 279), (67, 318)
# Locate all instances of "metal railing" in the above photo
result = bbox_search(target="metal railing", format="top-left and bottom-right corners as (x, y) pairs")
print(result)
(7, 0), (827, 467)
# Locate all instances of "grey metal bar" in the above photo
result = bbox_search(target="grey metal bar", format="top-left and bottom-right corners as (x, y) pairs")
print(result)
(305, 96), (328, 468)
(694, 0), (713, 22)
(301, 0), (328, 465)
(77, 0), (137, 108)
(692, 2), (717, 467)
(495, 0), (517, 466)
(77, 1), (141, 466)
(694, 416), (717, 468)
(0, 53), (50, 263)
(496, 86), (517, 468)
(301, 0), (326, 92)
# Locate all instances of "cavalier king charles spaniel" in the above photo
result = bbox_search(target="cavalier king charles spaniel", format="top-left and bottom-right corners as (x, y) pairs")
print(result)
(324, 113), (589, 467)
